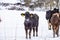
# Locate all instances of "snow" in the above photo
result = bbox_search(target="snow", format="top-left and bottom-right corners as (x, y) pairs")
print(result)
(0, 10), (60, 40)
(0, 0), (18, 3)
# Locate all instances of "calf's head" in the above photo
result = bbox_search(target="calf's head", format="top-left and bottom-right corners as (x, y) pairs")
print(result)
(21, 12), (33, 18)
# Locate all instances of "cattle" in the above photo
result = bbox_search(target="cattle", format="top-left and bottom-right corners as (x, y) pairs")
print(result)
(21, 12), (39, 39)
(46, 8), (60, 37)
(46, 10), (52, 30)
(31, 14), (39, 37)
(53, 8), (59, 13)
(46, 8), (59, 30)
(24, 12), (32, 39)
(51, 13), (59, 37)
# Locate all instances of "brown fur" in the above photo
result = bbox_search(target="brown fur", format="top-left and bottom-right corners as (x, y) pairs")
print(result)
(51, 13), (59, 37)
(58, 13), (60, 25)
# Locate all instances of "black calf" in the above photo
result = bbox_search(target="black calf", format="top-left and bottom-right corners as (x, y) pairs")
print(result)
(24, 12), (33, 39)
(21, 12), (39, 39)
(31, 14), (39, 37)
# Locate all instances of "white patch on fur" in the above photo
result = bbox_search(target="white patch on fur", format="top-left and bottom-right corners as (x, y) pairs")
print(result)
(26, 19), (29, 21)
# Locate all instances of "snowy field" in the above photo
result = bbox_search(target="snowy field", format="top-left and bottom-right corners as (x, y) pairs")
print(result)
(0, 10), (60, 40)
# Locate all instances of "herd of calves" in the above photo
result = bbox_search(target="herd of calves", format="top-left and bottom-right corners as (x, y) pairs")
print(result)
(21, 8), (60, 39)
(0, 8), (60, 39)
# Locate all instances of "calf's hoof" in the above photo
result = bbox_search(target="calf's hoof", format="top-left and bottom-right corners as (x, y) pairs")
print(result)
(0, 20), (1, 22)
(33, 34), (35, 37)
(57, 35), (59, 37)
(29, 37), (31, 39)
(53, 36), (55, 38)
(36, 34), (38, 37)
(26, 37), (28, 39)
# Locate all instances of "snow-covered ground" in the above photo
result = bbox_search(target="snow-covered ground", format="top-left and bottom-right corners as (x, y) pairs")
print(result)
(0, 0), (18, 3)
(0, 10), (60, 40)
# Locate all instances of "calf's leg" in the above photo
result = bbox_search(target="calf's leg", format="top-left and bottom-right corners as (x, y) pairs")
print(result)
(25, 28), (28, 39)
(53, 25), (55, 38)
(36, 27), (38, 37)
(33, 27), (35, 37)
(29, 28), (32, 39)
(56, 26), (59, 37)
(48, 22), (51, 30)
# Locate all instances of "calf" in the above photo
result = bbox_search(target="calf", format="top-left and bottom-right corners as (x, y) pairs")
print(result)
(46, 8), (59, 30)
(51, 13), (59, 37)
(24, 12), (33, 39)
(46, 10), (52, 30)
(21, 12), (39, 39)
(31, 14), (39, 37)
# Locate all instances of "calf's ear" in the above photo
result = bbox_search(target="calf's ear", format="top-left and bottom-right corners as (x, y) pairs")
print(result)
(21, 13), (25, 16)
(30, 14), (33, 17)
